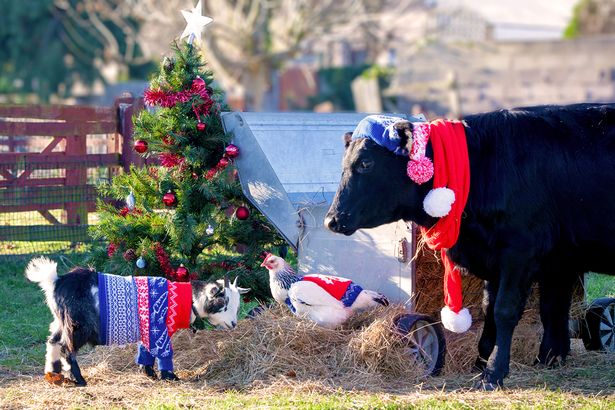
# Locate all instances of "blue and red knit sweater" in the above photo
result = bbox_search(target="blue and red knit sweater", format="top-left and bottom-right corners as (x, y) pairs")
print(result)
(97, 274), (192, 359)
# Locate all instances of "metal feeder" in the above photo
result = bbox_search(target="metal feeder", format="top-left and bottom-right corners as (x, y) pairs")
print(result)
(222, 112), (446, 375)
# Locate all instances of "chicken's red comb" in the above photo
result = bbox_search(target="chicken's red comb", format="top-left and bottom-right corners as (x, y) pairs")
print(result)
(259, 251), (272, 260)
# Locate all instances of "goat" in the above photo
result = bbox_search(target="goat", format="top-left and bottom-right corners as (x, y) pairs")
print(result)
(26, 256), (249, 386)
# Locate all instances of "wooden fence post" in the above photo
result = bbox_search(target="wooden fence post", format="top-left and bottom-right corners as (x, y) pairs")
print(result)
(117, 94), (145, 172)
(65, 134), (88, 225)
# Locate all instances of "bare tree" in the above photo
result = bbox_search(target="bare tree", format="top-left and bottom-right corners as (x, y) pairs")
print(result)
(53, 0), (428, 108)
(53, 0), (186, 83)
(200, 0), (367, 110)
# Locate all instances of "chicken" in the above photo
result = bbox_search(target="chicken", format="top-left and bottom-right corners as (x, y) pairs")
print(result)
(260, 253), (389, 328)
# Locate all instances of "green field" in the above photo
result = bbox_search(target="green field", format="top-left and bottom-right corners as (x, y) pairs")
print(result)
(1, 253), (613, 409)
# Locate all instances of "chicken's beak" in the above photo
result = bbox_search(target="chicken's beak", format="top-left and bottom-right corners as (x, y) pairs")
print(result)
(260, 261), (267, 268)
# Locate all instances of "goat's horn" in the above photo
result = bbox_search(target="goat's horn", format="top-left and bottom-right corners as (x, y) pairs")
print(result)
(232, 275), (239, 287)
(224, 272), (230, 288)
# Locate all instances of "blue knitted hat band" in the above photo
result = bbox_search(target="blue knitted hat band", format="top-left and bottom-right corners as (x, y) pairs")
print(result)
(351, 115), (408, 156)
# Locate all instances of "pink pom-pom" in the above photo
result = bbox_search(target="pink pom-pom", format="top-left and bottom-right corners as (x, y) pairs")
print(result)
(407, 157), (434, 184)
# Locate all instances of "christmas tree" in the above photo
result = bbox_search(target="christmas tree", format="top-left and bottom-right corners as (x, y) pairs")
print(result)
(90, 40), (285, 299)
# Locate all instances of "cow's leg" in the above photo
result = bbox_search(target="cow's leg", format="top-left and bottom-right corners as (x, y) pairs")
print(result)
(480, 255), (534, 389)
(537, 273), (576, 366)
(474, 280), (498, 371)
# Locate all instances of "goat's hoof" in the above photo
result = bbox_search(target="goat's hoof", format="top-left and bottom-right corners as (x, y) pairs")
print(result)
(139, 365), (158, 380)
(44, 372), (65, 386)
(44, 372), (82, 387)
(160, 370), (179, 381)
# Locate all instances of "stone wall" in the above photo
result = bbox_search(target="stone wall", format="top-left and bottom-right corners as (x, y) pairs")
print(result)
(388, 35), (615, 116)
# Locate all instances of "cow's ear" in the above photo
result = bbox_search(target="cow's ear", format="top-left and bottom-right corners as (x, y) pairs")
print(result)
(393, 121), (413, 152)
(343, 132), (353, 149)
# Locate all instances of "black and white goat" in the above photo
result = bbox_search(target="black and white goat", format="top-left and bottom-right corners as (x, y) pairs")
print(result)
(26, 257), (249, 386)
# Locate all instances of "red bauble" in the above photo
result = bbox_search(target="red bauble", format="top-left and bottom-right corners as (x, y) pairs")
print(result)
(197, 123), (206, 132)
(175, 264), (189, 281)
(225, 144), (240, 159)
(162, 191), (177, 207)
(192, 76), (206, 90)
(235, 205), (250, 220)
(134, 139), (148, 153)
(217, 157), (230, 169)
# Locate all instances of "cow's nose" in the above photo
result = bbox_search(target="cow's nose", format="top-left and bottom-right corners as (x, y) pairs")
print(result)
(324, 215), (338, 231)
(231, 321), (237, 328)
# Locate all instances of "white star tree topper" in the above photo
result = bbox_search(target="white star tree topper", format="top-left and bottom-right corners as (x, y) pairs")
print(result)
(180, 0), (213, 44)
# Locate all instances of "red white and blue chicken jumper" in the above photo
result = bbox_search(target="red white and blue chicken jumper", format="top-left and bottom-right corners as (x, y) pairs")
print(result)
(284, 274), (363, 313)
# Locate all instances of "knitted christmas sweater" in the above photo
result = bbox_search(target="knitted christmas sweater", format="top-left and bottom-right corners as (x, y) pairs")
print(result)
(97, 274), (192, 358)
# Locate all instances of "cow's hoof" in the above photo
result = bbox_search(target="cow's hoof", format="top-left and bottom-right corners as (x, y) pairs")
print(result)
(139, 365), (158, 380)
(473, 379), (501, 391)
(535, 353), (566, 368)
(472, 357), (488, 372)
(160, 370), (180, 381)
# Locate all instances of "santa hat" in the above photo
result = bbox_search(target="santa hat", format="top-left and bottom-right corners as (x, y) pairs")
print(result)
(351, 115), (472, 333)
(351, 116), (455, 219)
(351, 114), (409, 156)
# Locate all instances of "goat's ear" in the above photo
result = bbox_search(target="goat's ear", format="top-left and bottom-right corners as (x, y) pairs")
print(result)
(343, 132), (353, 149)
(393, 121), (413, 152)
(237, 286), (251, 295)
(206, 297), (226, 313)
(208, 284), (220, 297)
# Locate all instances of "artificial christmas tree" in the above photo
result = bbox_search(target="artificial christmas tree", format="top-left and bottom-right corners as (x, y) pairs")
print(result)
(91, 40), (284, 299)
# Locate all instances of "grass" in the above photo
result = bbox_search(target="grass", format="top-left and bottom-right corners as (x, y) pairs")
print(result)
(0, 253), (92, 370)
(586, 272), (615, 300)
(1, 253), (614, 409)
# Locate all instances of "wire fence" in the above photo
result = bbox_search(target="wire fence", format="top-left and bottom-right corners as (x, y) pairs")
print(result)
(0, 98), (143, 255)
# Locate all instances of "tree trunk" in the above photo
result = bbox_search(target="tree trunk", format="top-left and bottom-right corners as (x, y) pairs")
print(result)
(241, 63), (271, 111)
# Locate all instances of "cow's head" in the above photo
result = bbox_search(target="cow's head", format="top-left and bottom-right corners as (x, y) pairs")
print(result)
(325, 119), (435, 235)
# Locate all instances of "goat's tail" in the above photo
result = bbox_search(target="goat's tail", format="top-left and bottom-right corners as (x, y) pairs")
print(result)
(25, 257), (58, 298)
(26, 257), (76, 352)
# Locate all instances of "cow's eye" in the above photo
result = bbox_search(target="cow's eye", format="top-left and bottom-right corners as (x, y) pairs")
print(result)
(357, 159), (374, 173)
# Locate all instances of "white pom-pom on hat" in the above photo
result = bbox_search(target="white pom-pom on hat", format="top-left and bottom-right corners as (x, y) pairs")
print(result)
(441, 306), (472, 333)
(423, 187), (456, 218)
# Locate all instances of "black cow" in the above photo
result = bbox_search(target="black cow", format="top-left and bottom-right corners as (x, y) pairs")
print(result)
(325, 103), (615, 389)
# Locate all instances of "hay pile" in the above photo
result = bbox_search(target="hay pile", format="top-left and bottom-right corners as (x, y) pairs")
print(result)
(413, 238), (586, 321)
(79, 235), (562, 389)
(413, 243), (485, 319)
(82, 303), (543, 390)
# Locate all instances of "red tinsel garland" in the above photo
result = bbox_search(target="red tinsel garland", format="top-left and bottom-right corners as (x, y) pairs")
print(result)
(143, 78), (213, 111)
(160, 153), (185, 168)
(107, 242), (118, 257)
(119, 207), (143, 217)
(154, 243), (174, 278)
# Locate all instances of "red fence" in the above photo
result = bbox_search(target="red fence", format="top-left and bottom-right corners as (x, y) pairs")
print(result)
(0, 95), (144, 253)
